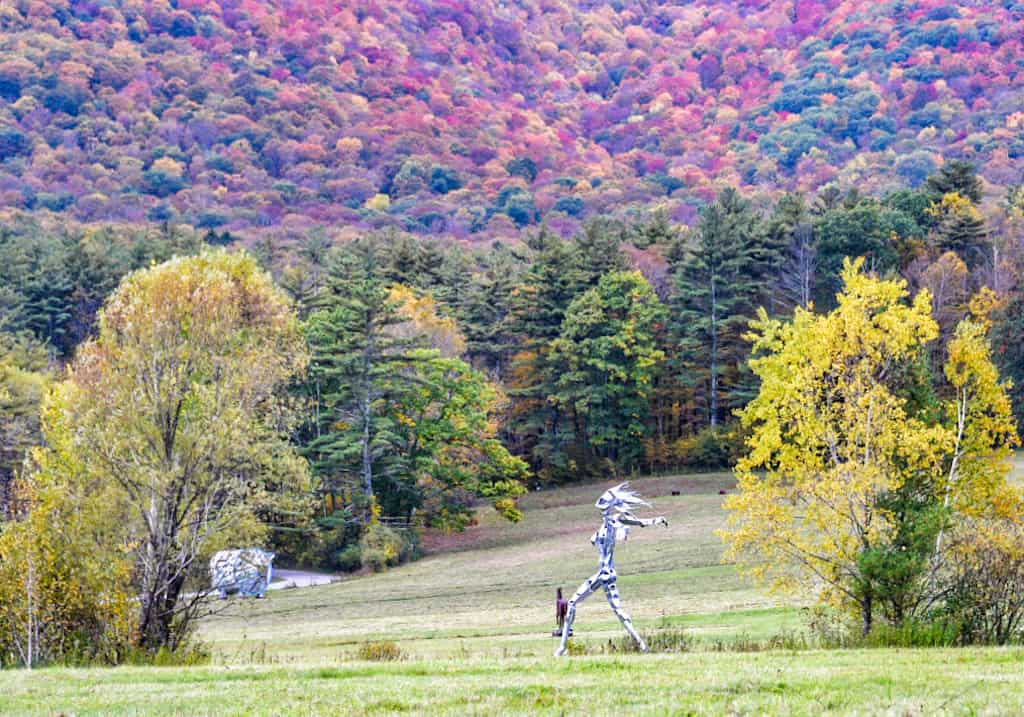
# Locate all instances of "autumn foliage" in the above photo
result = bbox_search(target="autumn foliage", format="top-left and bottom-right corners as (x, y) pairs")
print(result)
(0, 1), (1022, 240)
(722, 259), (1021, 639)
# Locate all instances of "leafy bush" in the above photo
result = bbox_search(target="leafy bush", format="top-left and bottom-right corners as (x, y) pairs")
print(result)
(859, 620), (961, 648)
(271, 503), (365, 571)
(361, 548), (390, 572)
(359, 523), (416, 572)
(334, 544), (363, 573)
(0, 478), (136, 668)
(674, 425), (743, 469)
(944, 517), (1024, 645)
(604, 627), (690, 653)
(806, 606), (961, 648)
(355, 640), (403, 661)
(124, 642), (211, 667)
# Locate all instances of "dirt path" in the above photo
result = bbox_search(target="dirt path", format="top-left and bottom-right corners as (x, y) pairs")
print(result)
(268, 569), (336, 591)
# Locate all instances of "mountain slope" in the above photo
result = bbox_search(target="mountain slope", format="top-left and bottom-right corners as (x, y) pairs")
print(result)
(0, 1), (1022, 239)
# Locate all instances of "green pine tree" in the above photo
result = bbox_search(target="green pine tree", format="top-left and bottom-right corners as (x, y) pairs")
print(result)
(928, 192), (988, 266)
(574, 217), (630, 284)
(303, 239), (421, 510)
(507, 229), (589, 479)
(456, 248), (523, 377)
(925, 160), (983, 204)
(670, 188), (770, 428)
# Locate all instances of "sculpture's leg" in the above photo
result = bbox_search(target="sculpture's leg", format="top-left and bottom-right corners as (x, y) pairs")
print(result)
(604, 581), (647, 652)
(554, 573), (602, 656)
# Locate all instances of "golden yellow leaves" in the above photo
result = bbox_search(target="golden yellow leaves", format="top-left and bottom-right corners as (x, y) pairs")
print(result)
(721, 258), (1018, 619)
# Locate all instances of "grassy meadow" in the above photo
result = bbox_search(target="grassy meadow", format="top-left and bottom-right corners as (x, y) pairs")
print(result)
(3, 470), (1023, 715)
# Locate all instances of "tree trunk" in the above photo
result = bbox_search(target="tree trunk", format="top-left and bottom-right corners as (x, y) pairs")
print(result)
(862, 593), (873, 636)
(361, 394), (373, 500)
(709, 275), (719, 428)
(136, 529), (189, 652)
(26, 556), (35, 669)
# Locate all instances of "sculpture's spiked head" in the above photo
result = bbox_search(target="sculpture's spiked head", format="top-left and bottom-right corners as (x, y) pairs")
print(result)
(595, 482), (650, 514)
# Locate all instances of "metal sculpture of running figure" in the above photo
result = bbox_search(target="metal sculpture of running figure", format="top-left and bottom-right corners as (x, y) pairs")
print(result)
(555, 482), (668, 656)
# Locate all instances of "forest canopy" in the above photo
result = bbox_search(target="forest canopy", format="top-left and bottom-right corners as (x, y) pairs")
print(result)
(0, 1), (1022, 240)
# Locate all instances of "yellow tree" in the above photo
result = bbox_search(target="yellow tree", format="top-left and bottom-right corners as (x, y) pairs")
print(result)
(388, 284), (467, 358)
(934, 290), (1020, 564)
(721, 258), (1017, 634)
(39, 250), (310, 652)
(0, 334), (49, 520)
(0, 383), (135, 668)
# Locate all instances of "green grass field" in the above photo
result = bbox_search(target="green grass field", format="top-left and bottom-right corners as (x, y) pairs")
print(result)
(3, 471), (1023, 715)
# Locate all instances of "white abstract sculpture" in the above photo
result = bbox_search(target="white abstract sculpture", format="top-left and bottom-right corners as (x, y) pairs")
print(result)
(555, 483), (668, 656)
(210, 548), (275, 598)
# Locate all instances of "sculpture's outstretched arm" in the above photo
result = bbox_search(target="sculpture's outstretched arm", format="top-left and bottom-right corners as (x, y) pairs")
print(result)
(618, 511), (668, 527)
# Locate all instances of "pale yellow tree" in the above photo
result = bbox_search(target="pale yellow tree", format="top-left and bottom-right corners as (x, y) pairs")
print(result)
(0, 383), (134, 668)
(41, 250), (311, 652)
(388, 284), (467, 358)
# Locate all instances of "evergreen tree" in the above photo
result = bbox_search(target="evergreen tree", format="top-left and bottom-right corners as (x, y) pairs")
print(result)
(278, 232), (333, 318)
(765, 193), (812, 312)
(0, 228), (74, 355)
(629, 208), (679, 249)
(813, 198), (914, 306)
(457, 249), (522, 377)
(928, 192), (988, 267)
(670, 188), (769, 428)
(574, 217), (630, 284)
(507, 229), (588, 479)
(431, 246), (477, 317)
(383, 233), (446, 291)
(303, 239), (421, 508)
(925, 160), (983, 204)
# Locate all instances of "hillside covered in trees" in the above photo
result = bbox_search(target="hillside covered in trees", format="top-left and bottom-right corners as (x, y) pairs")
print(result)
(1, 0), (1023, 239)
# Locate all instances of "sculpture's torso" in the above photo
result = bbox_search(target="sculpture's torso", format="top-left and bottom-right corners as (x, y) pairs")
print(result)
(592, 516), (626, 577)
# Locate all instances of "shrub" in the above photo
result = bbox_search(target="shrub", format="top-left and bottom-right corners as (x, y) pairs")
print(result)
(604, 627), (690, 654)
(564, 639), (588, 656)
(270, 503), (365, 570)
(945, 517), (1024, 645)
(860, 620), (960, 648)
(361, 548), (389, 572)
(805, 606), (961, 648)
(359, 523), (405, 571)
(0, 478), (136, 668)
(334, 544), (363, 573)
(708, 630), (811, 652)
(674, 425), (743, 469)
(124, 642), (211, 667)
(355, 641), (403, 661)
